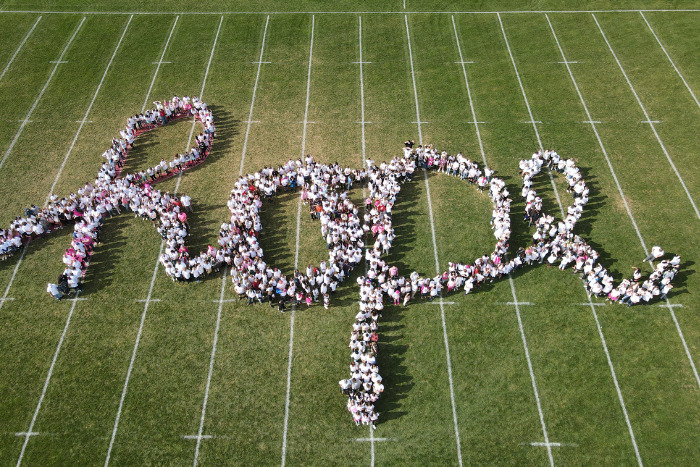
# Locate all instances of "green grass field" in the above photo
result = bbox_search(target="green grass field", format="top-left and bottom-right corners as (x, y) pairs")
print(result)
(0, 1), (698, 465)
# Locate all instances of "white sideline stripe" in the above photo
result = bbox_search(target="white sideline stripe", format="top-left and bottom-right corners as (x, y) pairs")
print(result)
(593, 14), (699, 219)
(17, 119), (32, 123)
(582, 120), (602, 124)
(0, 297), (15, 303)
(355, 437), (394, 442)
(547, 15), (700, 389)
(16, 294), (82, 466)
(640, 120), (661, 124)
(405, 14), (463, 467)
(136, 298), (160, 302)
(281, 15), (314, 467)
(2, 9), (700, 15)
(0, 247), (26, 312)
(46, 15), (133, 205)
(193, 269), (228, 467)
(497, 13), (565, 220)
(452, 15), (488, 167)
(48, 60), (68, 64)
(3, 9), (700, 15)
(185, 435), (213, 440)
(0, 17), (85, 172)
(658, 303), (683, 308)
(553, 60), (580, 64)
(151, 61), (171, 64)
(428, 301), (456, 305)
(141, 16), (178, 113)
(358, 16), (375, 466)
(640, 12), (700, 113)
(574, 302), (606, 306)
(503, 301), (533, 306)
(0, 16), (42, 82)
(105, 17), (223, 467)
(238, 15), (270, 177)
(352, 61), (372, 64)
(15, 432), (39, 437)
(521, 120), (543, 124)
(545, 16), (646, 464)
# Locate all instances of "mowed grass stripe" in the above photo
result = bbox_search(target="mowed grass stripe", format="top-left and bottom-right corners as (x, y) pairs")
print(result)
(444, 12), (637, 464)
(180, 16), (288, 467)
(541, 12), (700, 465)
(4, 15), (203, 466)
(281, 14), (372, 467)
(0, 16), (125, 223)
(592, 13), (699, 219)
(0, 15), (174, 466)
(0, 15), (42, 83)
(362, 14), (464, 465)
(493, 13), (645, 464)
(94, 15), (224, 466)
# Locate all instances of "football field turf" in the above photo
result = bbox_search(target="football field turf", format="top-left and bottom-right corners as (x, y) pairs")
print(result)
(0, 1), (699, 465)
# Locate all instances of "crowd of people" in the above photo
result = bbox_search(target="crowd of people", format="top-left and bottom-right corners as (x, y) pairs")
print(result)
(222, 157), (368, 310)
(0, 95), (214, 299)
(1, 104), (683, 425)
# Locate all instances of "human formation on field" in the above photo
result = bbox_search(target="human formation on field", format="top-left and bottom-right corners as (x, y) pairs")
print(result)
(0, 101), (681, 426)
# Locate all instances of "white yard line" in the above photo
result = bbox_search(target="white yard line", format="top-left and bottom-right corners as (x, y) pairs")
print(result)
(453, 15), (556, 466)
(357, 15), (376, 466)
(451, 16), (487, 168)
(0, 16), (42, 82)
(46, 15), (133, 205)
(592, 14), (699, 219)
(588, 300), (644, 465)
(141, 16), (179, 113)
(238, 15), (270, 176)
(496, 13), (565, 218)
(281, 15), (314, 467)
(404, 14), (463, 467)
(105, 17), (223, 467)
(16, 295), (83, 466)
(546, 14), (700, 389)
(639, 12), (700, 112)
(0, 16), (85, 172)
(506, 281), (555, 467)
(545, 15), (644, 465)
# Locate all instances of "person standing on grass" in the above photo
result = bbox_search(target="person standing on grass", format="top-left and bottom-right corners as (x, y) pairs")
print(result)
(643, 245), (665, 262)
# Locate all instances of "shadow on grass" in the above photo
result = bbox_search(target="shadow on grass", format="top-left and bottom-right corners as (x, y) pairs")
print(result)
(376, 306), (412, 423)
